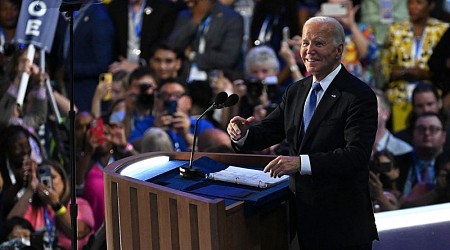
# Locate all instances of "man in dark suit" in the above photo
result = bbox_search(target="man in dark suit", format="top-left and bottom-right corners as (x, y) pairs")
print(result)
(106, 0), (177, 73)
(227, 17), (379, 249)
(166, 0), (243, 82)
(51, 0), (116, 112)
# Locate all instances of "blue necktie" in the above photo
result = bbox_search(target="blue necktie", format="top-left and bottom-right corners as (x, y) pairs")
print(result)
(302, 82), (322, 136)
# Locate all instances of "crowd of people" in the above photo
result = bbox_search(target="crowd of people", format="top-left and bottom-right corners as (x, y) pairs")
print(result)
(0, 0), (450, 249)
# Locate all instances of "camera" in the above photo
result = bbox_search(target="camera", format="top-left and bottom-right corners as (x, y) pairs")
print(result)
(38, 165), (53, 189)
(369, 161), (392, 173)
(245, 76), (278, 99)
(245, 78), (264, 100)
(369, 151), (394, 173)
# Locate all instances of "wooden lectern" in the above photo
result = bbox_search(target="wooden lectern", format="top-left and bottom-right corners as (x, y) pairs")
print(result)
(104, 152), (290, 250)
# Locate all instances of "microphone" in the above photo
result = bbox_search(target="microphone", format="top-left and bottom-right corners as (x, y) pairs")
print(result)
(223, 93), (239, 108)
(179, 92), (237, 179)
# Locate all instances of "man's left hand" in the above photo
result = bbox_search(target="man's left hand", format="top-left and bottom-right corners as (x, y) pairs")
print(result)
(264, 155), (300, 178)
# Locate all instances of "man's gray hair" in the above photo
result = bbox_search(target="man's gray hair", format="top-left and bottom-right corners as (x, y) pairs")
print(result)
(244, 45), (280, 77)
(304, 16), (345, 46)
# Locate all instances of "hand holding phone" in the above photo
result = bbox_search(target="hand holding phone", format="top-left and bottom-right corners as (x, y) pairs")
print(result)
(282, 26), (290, 43)
(321, 3), (348, 17)
(89, 118), (105, 145)
(163, 100), (178, 116)
(99, 73), (113, 101)
(38, 165), (53, 190)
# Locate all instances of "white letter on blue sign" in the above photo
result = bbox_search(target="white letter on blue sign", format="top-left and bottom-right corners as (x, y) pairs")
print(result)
(25, 20), (42, 36)
(28, 1), (47, 16)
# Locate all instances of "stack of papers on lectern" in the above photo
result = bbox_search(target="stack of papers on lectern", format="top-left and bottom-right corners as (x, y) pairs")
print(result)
(206, 166), (289, 189)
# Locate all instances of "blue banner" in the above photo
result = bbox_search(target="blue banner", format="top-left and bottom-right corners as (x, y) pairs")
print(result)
(15, 0), (62, 52)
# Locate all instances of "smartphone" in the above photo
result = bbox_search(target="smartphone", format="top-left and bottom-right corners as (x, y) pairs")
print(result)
(163, 100), (178, 116)
(89, 117), (105, 145)
(282, 26), (290, 43)
(38, 165), (53, 190)
(321, 3), (348, 17)
(99, 72), (113, 101)
(369, 162), (392, 173)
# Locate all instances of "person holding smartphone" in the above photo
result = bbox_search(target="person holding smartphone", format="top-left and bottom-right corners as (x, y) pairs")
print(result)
(6, 160), (94, 250)
(0, 125), (40, 224)
(318, 0), (379, 87)
(152, 78), (214, 152)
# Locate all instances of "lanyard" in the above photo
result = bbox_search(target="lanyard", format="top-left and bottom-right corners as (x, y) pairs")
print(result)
(256, 15), (279, 45)
(43, 207), (55, 246)
(197, 15), (212, 54)
(412, 32), (424, 63)
(257, 16), (271, 44)
(130, 0), (146, 38)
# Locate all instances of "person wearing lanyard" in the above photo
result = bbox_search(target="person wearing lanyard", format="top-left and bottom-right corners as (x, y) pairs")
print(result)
(380, 0), (448, 132)
(166, 0), (244, 83)
(6, 160), (95, 250)
(106, 0), (177, 74)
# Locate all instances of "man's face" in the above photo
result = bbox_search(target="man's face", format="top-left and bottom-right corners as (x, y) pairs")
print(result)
(0, 0), (19, 30)
(129, 75), (157, 96)
(150, 49), (181, 80)
(248, 65), (277, 81)
(413, 115), (446, 151)
(301, 22), (343, 81)
(156, 82), (190, 113)
(413, 91), (442, 115)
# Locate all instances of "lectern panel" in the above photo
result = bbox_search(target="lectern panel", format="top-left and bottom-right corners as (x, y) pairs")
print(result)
(105, 152), (289, 250)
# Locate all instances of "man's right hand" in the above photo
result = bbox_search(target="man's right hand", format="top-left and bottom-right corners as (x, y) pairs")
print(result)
(109, 56), (139, 73)
(227, 116), (256, 141)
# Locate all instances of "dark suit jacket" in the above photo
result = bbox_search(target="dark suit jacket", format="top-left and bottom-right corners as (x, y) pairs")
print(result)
(51, 3), (116, 111)
(106, 0), (177, 61)
(237, 66), (379, 249)
(167, 2), (243, 72)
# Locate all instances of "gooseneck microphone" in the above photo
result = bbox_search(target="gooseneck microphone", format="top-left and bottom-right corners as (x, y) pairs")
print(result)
(222, 93), (239, 108)
(179, 92), (239, 179)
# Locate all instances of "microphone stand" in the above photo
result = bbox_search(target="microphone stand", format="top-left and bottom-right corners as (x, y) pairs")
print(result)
(59, 2), (81, 249)
(179, 103), (217, 179)
(179, 92), (228, 179)
(179, 105), (213, 179)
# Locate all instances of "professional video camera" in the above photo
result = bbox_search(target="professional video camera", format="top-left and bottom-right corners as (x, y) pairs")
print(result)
(244, 76), (278, 103)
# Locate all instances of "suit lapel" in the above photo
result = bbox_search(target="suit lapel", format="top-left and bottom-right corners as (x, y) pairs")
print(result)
(294, 79), (312, 149)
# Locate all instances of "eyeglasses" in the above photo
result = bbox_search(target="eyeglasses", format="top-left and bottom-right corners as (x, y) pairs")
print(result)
(414, 125), (443, 135)
(157, 91), (185, 100)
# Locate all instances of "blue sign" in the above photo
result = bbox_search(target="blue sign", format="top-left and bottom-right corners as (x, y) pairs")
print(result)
(15, 0), (62, 52)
